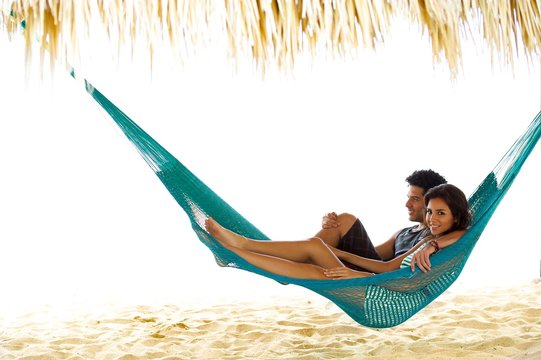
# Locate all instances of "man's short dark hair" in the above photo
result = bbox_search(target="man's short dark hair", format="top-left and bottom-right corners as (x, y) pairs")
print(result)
(405, 169), (447, 194)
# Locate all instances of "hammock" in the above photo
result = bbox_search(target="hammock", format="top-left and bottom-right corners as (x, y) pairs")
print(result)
(81, 79), (540, 328)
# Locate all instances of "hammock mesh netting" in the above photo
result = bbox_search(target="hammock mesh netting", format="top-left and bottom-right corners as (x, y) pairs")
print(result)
(84, 80), (540, 328)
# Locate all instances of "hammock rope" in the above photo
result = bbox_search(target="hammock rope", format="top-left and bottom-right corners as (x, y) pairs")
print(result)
(83, 80), (540, 328)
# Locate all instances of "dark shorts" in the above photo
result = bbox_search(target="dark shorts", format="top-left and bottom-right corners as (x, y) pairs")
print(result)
(337, 219), (382, 271)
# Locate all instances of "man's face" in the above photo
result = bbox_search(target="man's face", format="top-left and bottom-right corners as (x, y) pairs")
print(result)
(405, 185), (426, 223)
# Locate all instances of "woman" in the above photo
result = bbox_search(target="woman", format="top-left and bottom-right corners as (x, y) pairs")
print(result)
(205, 184), (471, 280)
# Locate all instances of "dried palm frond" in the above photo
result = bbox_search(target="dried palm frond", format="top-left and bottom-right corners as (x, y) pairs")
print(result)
(1, 0), (539, 76)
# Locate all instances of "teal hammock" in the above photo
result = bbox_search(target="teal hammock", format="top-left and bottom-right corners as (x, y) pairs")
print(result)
(82, 80), (540, 328)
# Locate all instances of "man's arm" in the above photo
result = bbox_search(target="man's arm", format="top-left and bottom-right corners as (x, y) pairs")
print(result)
(375, 230), (401, 260)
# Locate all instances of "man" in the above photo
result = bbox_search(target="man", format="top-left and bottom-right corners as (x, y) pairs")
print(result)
(314, 170), (447, 270)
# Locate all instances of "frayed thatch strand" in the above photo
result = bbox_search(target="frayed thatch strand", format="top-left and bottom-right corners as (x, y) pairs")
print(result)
(1, 0), (539, 76)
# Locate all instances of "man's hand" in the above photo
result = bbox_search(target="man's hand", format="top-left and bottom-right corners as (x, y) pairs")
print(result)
(410, 244), (436, 273)
(322, 212), (340, 229)
(324, 267), (373, 279)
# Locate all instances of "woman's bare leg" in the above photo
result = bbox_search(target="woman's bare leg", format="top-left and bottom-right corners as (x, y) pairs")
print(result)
(225, 246), (332, 279)
(205, 217), (343, 268)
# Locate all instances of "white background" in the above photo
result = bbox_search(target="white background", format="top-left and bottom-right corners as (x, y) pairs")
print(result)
(0, 19), (540, 313)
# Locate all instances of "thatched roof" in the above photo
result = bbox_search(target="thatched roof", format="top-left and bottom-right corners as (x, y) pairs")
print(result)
(1, 0), (540, 76)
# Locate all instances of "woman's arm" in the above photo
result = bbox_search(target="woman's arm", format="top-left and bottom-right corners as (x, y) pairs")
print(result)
(331, 239), (429, 274)
(410, 230), (467, 272)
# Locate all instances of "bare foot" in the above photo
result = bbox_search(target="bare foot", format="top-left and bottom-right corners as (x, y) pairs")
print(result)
(205, 217), (246, 248)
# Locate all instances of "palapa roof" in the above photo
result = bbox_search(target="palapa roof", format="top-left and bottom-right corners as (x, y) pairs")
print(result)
(1, 0), (540, 76)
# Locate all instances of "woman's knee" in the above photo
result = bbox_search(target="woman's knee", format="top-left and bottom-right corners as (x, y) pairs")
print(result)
(308, 237), (336, 255)
(307, 237), (327, 248)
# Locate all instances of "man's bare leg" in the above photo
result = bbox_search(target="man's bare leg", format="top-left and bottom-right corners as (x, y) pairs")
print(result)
(314, 212), (358, 248)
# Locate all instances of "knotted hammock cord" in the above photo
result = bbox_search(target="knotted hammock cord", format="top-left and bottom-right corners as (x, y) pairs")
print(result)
(83, 80), (540, 328)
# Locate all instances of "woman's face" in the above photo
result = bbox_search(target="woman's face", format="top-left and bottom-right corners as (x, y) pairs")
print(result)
(426, 197), (455, 236)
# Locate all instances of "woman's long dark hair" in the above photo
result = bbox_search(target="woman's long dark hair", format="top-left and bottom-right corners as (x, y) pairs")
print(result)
(424, 184), (471, 232)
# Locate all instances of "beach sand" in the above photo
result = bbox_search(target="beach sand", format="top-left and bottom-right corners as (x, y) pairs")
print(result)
(1, 280), (539, 359)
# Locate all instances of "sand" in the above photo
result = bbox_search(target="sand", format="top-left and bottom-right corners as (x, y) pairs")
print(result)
(1, 280), (539, 359)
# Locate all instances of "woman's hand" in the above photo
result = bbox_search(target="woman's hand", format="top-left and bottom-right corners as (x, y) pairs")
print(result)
(324, 267), (373, 279)
(410, 244), (437, 273)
